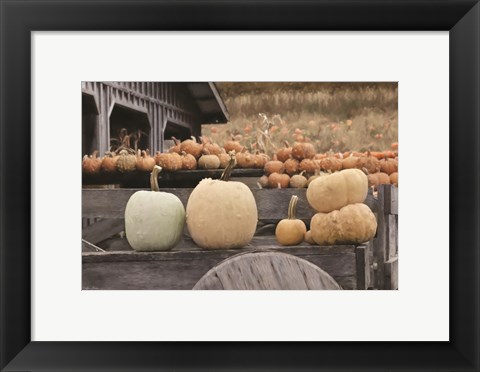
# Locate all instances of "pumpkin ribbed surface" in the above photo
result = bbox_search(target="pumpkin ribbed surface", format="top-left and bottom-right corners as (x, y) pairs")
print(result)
(186, 178), (258, 250)
(125, 191), (185, 251)
(310, 203), (377, 245)
(306, 168), (368, 213)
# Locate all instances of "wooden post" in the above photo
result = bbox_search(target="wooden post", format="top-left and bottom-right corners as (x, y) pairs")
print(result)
(372, 185), (398, 290)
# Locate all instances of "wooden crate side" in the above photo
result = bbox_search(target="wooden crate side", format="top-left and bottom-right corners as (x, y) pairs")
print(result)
(383, 185), (398, 215)
(83, 188), (379, 223)
(387, 214), (398, 260)
(371, 185), (399, 289)
(82, 218), (124, 245)
(82, 241), (359, 290)
(355, 244), (371, 290)
(384, 257), (398, 290)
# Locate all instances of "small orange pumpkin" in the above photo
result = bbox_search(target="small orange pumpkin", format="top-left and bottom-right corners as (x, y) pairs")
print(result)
(180, 136), (203, 159)
(379, 158), (398, 175)
(268, 172), (290, 188)
(284, 158), (299, 176)
(319, 157), (342, 172)
(168, 137), (182, 154)
(155, 151), (183, 171)
(264, 155), (285, 175)
(136, 150), (156, 172)
(180, 151), (197, 170)
(276, 141), (293, 162)
(82, 150), (102, 174)
(291, 142), (316, 160)
(275, 195), (307, 246)
(100, 151), (119, 173)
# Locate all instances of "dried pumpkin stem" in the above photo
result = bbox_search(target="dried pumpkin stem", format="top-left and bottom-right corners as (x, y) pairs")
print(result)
(287, 195), (298, 220)
(150, 165), (162, 191)
(220, 151), (236, 181)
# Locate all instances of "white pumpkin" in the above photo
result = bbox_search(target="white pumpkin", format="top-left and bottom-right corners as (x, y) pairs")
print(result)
(125, 166), (185, 251)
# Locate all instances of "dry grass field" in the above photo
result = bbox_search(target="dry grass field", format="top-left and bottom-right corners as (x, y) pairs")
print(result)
(202, 82), (398, 157)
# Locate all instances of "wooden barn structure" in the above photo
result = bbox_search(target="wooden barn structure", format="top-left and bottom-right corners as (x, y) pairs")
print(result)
(82, 82), (229, 156)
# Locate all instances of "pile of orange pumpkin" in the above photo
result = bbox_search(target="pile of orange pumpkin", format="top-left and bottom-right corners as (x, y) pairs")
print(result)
(82, 136), (243, 176)
(82, 135), (398, 190)
(258, 141), (398, 190)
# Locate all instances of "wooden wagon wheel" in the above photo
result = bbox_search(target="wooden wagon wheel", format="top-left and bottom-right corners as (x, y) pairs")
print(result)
(193, 251), (342, 290)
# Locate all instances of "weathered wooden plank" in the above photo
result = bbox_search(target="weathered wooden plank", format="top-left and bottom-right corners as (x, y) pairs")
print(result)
(384, 257), (398, 290)
(83, 259), (217, 290)
(382, 184), (398, 215)
(372, 187), (387, 289)
(82, 238), (358, 290)
(82, 235), (357, 262)
(355, 245), (370, 290)
(193, 251), (341, 290)
(387, 214), (397, 260)
(81, 239), (105, 253)
(82, 218), (124, 245)
(82, 188), (378, 223)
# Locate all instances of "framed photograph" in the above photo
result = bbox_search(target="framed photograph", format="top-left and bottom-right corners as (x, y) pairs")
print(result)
(1, 0), (479, 371)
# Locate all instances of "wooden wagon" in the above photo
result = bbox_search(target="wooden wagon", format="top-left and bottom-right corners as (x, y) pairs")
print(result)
(82, 179), (398, 290)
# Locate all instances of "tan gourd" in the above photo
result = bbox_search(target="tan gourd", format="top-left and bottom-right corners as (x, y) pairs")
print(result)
(289, 171), (308, 188)
(257, 175), (269, 189)
(310, 203), (377, 245)
(116, 149), (137, 173)
(306, 168), (368, 213)
(197, 150), (221, 169)
(275, 195), (307, 246)
(186, 153), (258, 250)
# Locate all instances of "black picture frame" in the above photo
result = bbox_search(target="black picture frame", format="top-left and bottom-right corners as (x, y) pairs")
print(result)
(1, 1), (479, 371)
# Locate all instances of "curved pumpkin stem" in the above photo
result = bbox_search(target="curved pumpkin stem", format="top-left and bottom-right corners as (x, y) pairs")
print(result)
(287, 195), (299, 220)
(150, 165), (162, 191)
(220, 151), (236, 181)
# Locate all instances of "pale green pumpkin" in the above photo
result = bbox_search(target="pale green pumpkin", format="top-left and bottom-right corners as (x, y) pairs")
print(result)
(125, 166), (185, 251)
